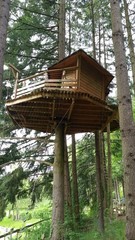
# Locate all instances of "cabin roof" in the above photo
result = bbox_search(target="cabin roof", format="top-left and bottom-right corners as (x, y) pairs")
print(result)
(48, 49), (114, 87)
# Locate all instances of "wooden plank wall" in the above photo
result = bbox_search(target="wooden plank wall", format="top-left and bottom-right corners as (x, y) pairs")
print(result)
(80, 60), (105, 100)
(62, 70), (77, 89)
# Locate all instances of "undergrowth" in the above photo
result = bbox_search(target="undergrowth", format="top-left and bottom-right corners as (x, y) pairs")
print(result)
(81, 218), (125, 240)
(0, 198), (125, 240)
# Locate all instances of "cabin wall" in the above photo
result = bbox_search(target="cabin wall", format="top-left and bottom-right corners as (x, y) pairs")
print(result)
(80, 60), (105, 100)
(62, 69), (76, 80)
(61, 69), (77, 89)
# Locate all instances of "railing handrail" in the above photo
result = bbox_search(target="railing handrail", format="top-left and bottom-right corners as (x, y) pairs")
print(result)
(18, 66), (78, 83)
(14, 78), (78, 98)
(9, 65), (78, 99)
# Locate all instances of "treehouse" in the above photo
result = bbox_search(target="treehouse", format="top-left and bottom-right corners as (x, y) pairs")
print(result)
(6, 49), (118, 134)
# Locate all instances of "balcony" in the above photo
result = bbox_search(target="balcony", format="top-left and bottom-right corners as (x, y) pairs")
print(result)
(10, 65), (78, 99)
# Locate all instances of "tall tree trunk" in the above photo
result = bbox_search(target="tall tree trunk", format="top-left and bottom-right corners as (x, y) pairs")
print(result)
(0, 0), (10, 100)
(91, 1), (104, 231)
(51, 125), (65, 240)
(51, 0), (66, 238)
(110, 1), (135, 239)
(68, 0), (71, 55)
(107, 124), (113, 217)
(90, 0), (96, 59)
(64, 136), (72, 216)
(98, 20), (101, 64)
(58, 0), (65, 61)
(72, 134), (80, 224)
(123, 0), (135, 94)
(95, 131), (104, 233)
(101, 133), (108, 210)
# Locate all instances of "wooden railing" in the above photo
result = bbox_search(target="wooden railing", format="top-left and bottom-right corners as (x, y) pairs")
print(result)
(9, 65), (78, 99)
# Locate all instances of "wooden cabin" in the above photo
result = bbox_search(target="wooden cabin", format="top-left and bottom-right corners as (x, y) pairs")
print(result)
(48, 49), (112, 100)
(6, 50), (118, 134)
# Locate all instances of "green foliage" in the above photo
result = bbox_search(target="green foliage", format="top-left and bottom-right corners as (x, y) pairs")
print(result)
(6, 0), (59, 76)
(0, 197), (52, 239)
(25, 220), (51, 240)
(110, 130), (123, 181)
(0, 142), (21, 168)
(82, 219), (125, 240)
(0, 217), (24, 228)
(0, 196), (125, 240)
(76, 133), (96, 210)
(0, 167), (28, 219)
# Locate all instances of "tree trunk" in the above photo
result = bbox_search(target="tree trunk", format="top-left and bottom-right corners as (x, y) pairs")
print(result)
(0, 0), (10, 100)
(91, 1), (104, 232)
(100, 132), (107, 210)
(90, 0), (96, 59)
(114, 178), (120, 203)
(123, 0), (135, 94)
(95, 131), (104, 233)
(51, 0), (66, 238)
(107, 124), (113, 217)
(51, 125), (65, 240)
(110, 1), (135, 239)
(64, 136), (72, 216)
(58, 0), (65, 61)
(72, 134), (80, 224)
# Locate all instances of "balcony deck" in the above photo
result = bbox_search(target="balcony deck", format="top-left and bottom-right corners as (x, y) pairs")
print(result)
(6, 66), (119, 134)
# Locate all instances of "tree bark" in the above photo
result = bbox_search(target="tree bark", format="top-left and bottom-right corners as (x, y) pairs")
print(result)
(0, 0), (10, 100)
(110, 1), (135, 239)
(107, 124), (113, 217)
(51, 125), (65, 240)
(51, 1), (66, 238)
(123, 0), (135, 94)
(58, 0), (65, 61)
(90, 0), (96, 59)
(99, 132), (107, 210)
(64, 136), (72, 216)
(72, 134), (80, 224)
(95, 131), (104, 233)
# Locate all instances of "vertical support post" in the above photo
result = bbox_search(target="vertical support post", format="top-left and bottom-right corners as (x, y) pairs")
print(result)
(64, 135), (72, 215)
(107, 123), (113, 218)
(51, 124), (65, 240)
(76, 56), (81, 90)
(95, 131), (104, 233)
(8, 64), (20, 99)
(14, 72), (18, 98)
(72, 134), (80, 224)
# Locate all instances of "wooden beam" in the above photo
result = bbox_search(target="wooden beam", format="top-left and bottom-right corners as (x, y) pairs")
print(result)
(8, 63), (21, 74)
(67, 99), (75, 120)
(101, 109), (119, 132)
(80, 94), (113, 112)
(18, 66), (78, 83)
(52, 99), (55, 120)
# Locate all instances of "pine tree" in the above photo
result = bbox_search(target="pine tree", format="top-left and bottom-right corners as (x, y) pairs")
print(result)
(110, 0), (135, 239)
(0, 0), (10, 100)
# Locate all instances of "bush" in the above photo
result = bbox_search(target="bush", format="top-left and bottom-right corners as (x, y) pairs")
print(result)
(19, 211), (32, 222)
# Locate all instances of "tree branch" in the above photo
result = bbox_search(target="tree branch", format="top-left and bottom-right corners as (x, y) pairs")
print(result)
(0, 158), (53, 169)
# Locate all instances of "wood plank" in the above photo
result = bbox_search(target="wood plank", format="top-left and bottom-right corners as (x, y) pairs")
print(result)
(18, 66), (78, 83)
(16, 79), (77, 98)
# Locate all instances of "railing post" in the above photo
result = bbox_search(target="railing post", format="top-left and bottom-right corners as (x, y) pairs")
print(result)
(13, 72), (18, 98)
(8, 64), (20, 99)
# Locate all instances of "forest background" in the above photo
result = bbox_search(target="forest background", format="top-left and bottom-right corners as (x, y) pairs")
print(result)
(0, 0), (135, 239)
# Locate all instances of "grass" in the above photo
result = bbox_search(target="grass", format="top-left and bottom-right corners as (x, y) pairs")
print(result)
(0, 217), (41, 229)
(81, 218), (125, 240)
(0, 198), (52, 229)
(0, 217), (24, 229)
(0, 198), (125, 240)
